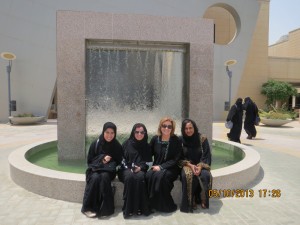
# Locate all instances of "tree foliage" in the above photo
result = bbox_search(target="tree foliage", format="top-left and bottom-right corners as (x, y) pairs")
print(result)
(261, 80), (298, 106)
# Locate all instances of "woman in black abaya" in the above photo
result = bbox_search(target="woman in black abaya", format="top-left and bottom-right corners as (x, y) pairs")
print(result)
(146, 117), (182, 213)
(81, 122), (122, 218)
(118, 123), (152, 218)
(226, 98), (243, 143)
(243, 97), (258, 139)
(179, 119), (212, 213)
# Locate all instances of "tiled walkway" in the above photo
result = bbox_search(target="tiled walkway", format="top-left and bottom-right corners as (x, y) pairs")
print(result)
(0, 120), (299, 225)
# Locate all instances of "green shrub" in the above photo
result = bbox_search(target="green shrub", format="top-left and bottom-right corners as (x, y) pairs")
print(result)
(259, 104), (296, 120)
(261, 80), (298, 107)
(15, 113), (35, 117)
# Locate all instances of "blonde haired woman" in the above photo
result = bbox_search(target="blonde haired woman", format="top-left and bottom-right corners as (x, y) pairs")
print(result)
(146, 117), (182, 213)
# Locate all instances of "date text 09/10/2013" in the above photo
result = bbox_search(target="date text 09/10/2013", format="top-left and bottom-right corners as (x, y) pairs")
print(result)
(209, 189), (281, 198)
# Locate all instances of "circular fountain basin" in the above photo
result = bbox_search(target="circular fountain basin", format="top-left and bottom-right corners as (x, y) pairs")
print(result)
(9, 138), (260, 204)
(25, 141), (244, 173)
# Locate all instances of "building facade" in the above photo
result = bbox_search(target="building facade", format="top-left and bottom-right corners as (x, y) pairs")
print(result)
(268, 28), (300, 108)
(2, 0), (291, 123)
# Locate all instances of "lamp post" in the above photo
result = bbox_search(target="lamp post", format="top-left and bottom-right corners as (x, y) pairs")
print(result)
(224, 59), (237, 111)
(1, 52), (17, 117)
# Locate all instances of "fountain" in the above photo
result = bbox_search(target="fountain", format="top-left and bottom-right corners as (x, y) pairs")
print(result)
(9, 138), (260, 205)
(85, 41), (188, 149)
(8, 11), (260, 205)
(25, 140), (245, 173)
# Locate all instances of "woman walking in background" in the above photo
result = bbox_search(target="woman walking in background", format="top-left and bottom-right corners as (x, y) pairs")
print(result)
(226, 98), (243, 143)
(243, 97), (259, 139)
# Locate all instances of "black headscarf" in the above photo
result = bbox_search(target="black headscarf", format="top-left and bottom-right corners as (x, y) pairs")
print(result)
(128, 123), (149, 149)
(90, 122), (122, 164)
(181, 119), (201, 148)
(245, 97), (252, 103)
(243, 97), (254, 111)
(235, 98), (243, 110)
(122, 123), (152, 169)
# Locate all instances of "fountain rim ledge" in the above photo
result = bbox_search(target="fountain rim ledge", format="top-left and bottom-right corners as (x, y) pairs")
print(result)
(8, 138), (261, 203)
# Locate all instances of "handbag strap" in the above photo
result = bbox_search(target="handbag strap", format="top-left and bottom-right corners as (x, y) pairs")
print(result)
(94, 138), (99, 154)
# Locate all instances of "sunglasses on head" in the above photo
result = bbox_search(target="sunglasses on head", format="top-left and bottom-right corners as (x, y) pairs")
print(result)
(161, 124), (172, 129)
(134, 131), (145, 135)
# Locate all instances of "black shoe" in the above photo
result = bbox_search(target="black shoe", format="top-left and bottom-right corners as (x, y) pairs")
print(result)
(123, 211), (133, 219)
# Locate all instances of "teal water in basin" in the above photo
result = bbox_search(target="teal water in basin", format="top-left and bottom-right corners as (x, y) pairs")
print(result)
(26, 140), (244, 174)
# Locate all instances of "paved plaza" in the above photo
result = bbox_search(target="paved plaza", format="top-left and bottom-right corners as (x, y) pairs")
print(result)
(0, 120), (300, 225)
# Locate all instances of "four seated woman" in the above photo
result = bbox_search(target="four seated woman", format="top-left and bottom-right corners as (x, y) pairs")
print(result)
(82, 118), (213, 218)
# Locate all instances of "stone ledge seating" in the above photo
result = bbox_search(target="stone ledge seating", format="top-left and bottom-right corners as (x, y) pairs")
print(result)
(9, 139), (261, 207)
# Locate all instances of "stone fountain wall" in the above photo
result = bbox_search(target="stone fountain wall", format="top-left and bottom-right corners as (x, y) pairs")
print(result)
(57, 11), (214, 160)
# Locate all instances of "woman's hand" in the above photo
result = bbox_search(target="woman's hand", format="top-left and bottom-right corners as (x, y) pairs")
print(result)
(187, 162), (197, 174)
(194, 165), (202, 176)
(151, 165), (161, 171)
(102, 155), (112, 164)
(187, 162), (201, 176)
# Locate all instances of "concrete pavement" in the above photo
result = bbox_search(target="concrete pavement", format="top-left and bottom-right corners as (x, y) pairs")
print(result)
(0, 119), (299, 225)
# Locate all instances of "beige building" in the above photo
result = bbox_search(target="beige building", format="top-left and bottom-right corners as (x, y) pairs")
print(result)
(1, 0), (299, 122)
(211, 0), (300, 112)
(268, 28), (300, 109)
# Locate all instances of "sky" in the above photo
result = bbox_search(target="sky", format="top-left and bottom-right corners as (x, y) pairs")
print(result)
(269, 0), (300, 45)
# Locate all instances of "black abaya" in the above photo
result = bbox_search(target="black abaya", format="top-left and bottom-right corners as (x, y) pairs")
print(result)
(117, 123), (152, 218)
(145, 135), (182, 213)
(179, 138), (212, 212)
(243, 97), (258, 138)
(81, 122), (122, 217)
(226, 99), (243, 143)
(179, 119), (212, 213)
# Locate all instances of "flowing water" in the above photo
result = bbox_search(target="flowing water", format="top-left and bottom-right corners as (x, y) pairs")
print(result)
(85, 41), (188, 151)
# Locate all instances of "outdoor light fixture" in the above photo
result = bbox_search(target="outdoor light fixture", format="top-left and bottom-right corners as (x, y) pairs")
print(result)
(1, 52), (17, 118)
(224, 59), (237, 111)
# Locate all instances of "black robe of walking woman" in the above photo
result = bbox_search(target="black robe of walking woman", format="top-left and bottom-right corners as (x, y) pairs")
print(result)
(118, 123), (152, 218)
(179, 120), (212, 213)
(81, 122), (122, 217)
(243, 97), (258, 138)
(145, 135), (182, 213)
(226, 98), (243, 143)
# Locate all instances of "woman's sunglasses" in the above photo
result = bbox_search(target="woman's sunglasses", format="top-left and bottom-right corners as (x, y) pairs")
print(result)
(161, 124), (173, 129)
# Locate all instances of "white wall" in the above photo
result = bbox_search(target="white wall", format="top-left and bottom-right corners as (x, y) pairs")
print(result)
(0, 0), (260, 122)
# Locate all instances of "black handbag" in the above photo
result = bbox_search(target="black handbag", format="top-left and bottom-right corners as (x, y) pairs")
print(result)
(90, 138), (117, 172)
(91, 160), (117, 172)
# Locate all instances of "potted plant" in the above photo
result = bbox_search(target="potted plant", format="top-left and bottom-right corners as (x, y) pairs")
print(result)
(259, 80), (298, 126)
(258, 105), (297, 126)
(9, 113), (45, 125)
(261, 80), (298, 109)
